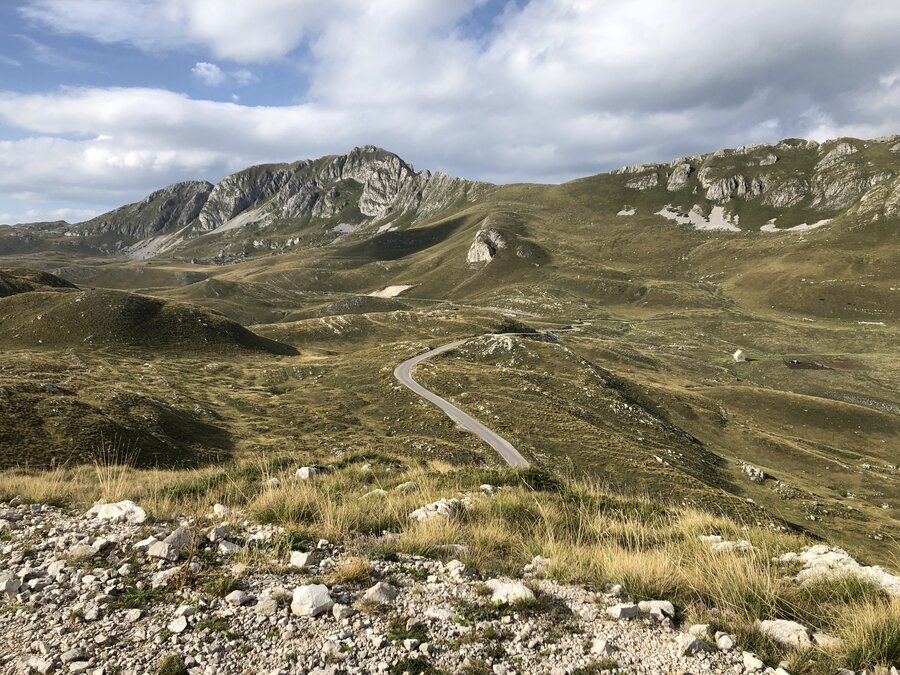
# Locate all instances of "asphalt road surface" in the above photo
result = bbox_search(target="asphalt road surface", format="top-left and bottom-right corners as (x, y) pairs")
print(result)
(393, 338), (530, 468)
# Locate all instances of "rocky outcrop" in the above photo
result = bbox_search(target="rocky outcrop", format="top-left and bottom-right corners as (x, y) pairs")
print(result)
(666, 163), (693, 191)
(466, 228), (508, 263)
(816, 141), (858, 171)
(73, 181), (213, 239)
(762, 178), (809, 208)
(625, 172), (659, 190)
(198, 146), (486, 233)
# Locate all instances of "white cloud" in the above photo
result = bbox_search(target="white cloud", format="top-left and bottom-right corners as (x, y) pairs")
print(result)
(25, 206), (101, 221)
(5, 0), (900, 219)
(191, 61), (225, 86)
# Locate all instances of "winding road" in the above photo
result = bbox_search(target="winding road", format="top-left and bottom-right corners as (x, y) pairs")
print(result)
(393, 338), (530, 468)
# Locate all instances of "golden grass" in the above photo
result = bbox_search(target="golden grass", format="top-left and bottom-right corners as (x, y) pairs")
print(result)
(1, 454), (896, 672)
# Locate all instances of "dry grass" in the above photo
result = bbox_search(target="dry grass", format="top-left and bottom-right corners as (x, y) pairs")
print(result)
(1, 454), (896, 672)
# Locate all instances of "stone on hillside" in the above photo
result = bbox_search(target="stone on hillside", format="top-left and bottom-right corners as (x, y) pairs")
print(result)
(425, 607), (454, 621)
(68, 544), (97, 560)
(167, 615), (188, 634)
(86, 500), (147, 524)
(639, 600), (675, 620)
(740, 462), (766, 483)
(61, 648), (84, 664)
(524, 555), (550, 576)
(207, 523), (231, 542)
(716, 633), (735, 651)
(133, 535), (158, 552)
(151, 567), (181, 588)
(363, 581), (399, 605)
(812, 632), (842, 649)
(266, 477), (281, 487)
(677, 633), (714, 656)
(776, 545), (900, 596)
(408, 498), (463, 522)
(256, 597), (279, 616)
(688, 623), (710, 637)
(295, 466), (318, 480)
(291, 584), (333, 617)
(757, 619), (813, 648)
(742, 651), (765, 672)
(591, 638), (615, 656)
(486, 579), (534, 605)
(218, 541), (242, 555)
(2, 574), (21, 599)
(147, 541), (178, 562)
(212, 503), (230, 519)
(333, 603), (355, 620)
(733, 349), (747, 362)
(125, 608), (142, 623)
(606, 603), (641, 620)
(290, 550), (319, 569)
(23, 656), (53, 674)
(395, 481), (417, 492)
(480, 484), (499, 494)
(363, 489), (387, 499)
(225, 590), (252, 606)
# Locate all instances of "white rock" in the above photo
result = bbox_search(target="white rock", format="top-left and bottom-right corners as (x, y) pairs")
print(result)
(639, 600), (675, 619)
(212, 503), (230, 518)
(86, 500), (147, 524)
(425, 607), (454, 621)
(333, 603), (355, 620)
(291, 584), (333, 617)
(218, 541), (242, 555)
(776, 545), (900, 597)
(757, 619), (813, 648)
(167, 615), (188, 634)
(716, 633), (735, 651)
(409, 498), (463, 522)
(733, 349), (747, 362)
(591, 638), (615, 656)
(742, 651), (765, 672)
(2, 574), (21, 599)
(295, 466), (318, 480)
(677, 633), (714, 656)
(363, 581), (399, 605)
(207, 524), (231, 542)
(290, 550), (319, 569)
(225, 590), (251, 606)
(485, 579), (535, 605)
(606, 603), (641, 620)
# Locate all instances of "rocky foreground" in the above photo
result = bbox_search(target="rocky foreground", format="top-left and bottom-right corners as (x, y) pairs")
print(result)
(0, 496), (896, 675)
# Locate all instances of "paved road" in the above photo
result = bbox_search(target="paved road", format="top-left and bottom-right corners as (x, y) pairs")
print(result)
(394, 338), (530, 468)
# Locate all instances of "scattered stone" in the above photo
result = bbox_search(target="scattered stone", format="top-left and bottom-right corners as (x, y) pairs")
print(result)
(606, 603), (641, 620)
(363, 581), (399, 605)
(68, 544), (97, 560)
(639, 600), (675, 620)
(716, 633), (735, 651)
(676, 633), (714, 656)
(591, 638), (615, 656)
(167, 615), (188, 634)
(408, 498), (462, 522)
(291, 584), (333, 617)
(333, 603), (355, 620)
(743, 651), (765, 672)
(524, 555), (550, 576)
(295, 466), (318, 481)
(207, 523), (231, 542)
(733, 349), (747, 363)
(290, 550), (319, 569)
(776, 545), (900, 596)
(757, 619), (813, 648)
(218, 540), (242, 555)
(86, 500), (147, 524)
(485, 579), (535, 604)
(225, 590), (252, 606)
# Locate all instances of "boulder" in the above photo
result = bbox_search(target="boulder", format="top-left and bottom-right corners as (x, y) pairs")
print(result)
(225, 590), (252, 606)
(167, 615), (188, 634)
(485, 579), (535, 605)
(289, 550), (319, 569)
(639, 600), (675, 620)
(68, 544), (97, 561)
(756, 619), (813, 648)
(733, 349), (747, 363)
(606, 603), (641, 620)
(591, 638), (615, 656)
(742, 651), (765, 672)
(408, 498), (463, 522)
(207, 524), (231, 542)
(86, 500), (147, 524)
(363, 581), (399, 606)
(291, 584), (333, 617)
(295, 466), (317, 481)
(676, 633), (714, 656)
(715, 633), (735, 651)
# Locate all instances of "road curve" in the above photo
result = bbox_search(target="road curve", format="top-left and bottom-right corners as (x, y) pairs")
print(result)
(394, 338), (530, 468)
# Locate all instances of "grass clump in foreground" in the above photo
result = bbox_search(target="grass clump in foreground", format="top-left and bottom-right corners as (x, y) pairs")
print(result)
(1, 454), (897, 673)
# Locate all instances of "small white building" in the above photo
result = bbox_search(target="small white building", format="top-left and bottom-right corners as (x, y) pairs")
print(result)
(733, 349), (747, 362)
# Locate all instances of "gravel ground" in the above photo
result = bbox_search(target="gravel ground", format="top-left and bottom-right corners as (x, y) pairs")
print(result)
(0, 498), (795, 674)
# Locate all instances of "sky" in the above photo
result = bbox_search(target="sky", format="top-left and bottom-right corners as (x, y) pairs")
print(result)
(1, 0), (899, 225)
